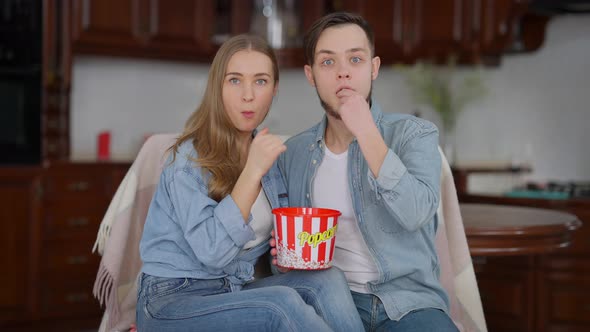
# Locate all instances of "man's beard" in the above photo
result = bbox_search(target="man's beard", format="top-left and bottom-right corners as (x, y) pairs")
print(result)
(317, 88), (373, 120)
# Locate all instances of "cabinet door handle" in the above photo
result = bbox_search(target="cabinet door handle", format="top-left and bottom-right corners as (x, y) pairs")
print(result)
(499, 21), (508, 35)
(68, 217), (89, 227)
(66, 293), (89, 303)
(68, 181), (89, 191)
(149, 0), (159, 35)
(67, 256), (89, 265)
(46, 119), (59, 130)
(82, 0), (90, 29)
(472, 256), (487, 265)
(47, 143), (58, 153)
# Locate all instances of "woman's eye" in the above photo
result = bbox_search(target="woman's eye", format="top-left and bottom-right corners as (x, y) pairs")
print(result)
(229, 78), (240, 84)
(351, 56), (362, 63)
(321, 59), (334, 66)
(255, 79), (267, 85)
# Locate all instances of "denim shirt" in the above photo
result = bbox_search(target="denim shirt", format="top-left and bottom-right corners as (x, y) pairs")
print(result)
(140, 137), (288, 286)
(278, 102), (449, 320)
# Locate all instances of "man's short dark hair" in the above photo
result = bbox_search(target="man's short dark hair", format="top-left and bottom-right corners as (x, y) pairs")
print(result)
(303, 12), (375, 66)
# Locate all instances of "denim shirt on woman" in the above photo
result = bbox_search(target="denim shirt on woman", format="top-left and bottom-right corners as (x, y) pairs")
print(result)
(140, 135), (288, 286)
(278, 102), (449, 320)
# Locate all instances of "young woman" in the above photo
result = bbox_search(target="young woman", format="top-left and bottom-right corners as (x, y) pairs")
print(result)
(136, 34), (363, 331)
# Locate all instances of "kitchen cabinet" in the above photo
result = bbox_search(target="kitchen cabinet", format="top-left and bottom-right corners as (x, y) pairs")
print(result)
(537, 261), (590, 332)
(474, 256), (536, 332)
(71, 0), (216, 62)
(69, 0), (542, 66)
(71, 0), (144, 53)
(536, 206), (590, 332)
(70, 0), (328, 66)
(336, 0), (471, 63)
(461, 194), (590, 332)
(0, 169), (41, 324)
(38, 163), (128, 319)
(336, 0), (531, 64)
(0, 163), (130, 330)
(478, 0), (529, 55)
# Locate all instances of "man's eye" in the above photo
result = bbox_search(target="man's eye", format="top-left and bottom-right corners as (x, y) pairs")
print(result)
(256, 79), (267, 85)
(351, 57), (362, 63)
(321, 59), (334, 66)
(229, 78), (240, 84)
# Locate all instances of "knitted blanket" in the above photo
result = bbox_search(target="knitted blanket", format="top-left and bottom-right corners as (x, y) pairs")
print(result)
(93, 134), (177, 332)
(92, 135), (486, 331)
(436, 147), (487, 332)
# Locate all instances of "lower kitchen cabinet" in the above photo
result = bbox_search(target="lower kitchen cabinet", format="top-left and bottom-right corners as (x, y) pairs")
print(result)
(537, 263), (590, 332)
(473, 256), (536, 332)
(0, 168), (41, 324)
(537, 206), (590, 332)
(0, 162), (130, 330)
(463, 195), (590, 332)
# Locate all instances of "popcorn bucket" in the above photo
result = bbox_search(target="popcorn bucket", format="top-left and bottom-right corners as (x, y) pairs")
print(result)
(272, 207), (341, 270)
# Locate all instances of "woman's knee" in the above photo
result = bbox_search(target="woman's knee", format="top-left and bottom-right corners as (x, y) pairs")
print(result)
(306, 266), (348, 290)
(269, 286), (307, 307)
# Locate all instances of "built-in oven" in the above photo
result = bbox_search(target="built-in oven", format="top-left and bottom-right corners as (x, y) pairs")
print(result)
(0, 0), (42, 164)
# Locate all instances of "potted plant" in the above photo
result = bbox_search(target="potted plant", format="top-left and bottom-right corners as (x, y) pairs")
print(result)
(400, 59), (487, 164)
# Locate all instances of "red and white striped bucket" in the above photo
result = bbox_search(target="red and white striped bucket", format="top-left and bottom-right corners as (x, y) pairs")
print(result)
(272, 207), (341, 270)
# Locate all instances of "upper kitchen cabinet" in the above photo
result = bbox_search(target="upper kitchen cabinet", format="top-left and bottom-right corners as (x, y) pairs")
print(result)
(336, 0), (532, 65)
(336, 0), (473, 63)
(228, 0), (328, 67)
(71, 0), (216, 62)
(70, 0), (328, 67)
(71, 0), (142, 53)
(477, 0), (529, 55)
(69, 0), (540, 66)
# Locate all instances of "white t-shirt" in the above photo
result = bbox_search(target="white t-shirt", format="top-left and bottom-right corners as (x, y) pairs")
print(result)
(312, 146), (379, 293)
(244, 188), (273, 249)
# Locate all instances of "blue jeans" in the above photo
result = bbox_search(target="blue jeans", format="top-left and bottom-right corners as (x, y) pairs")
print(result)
(351, 291), (458, 332)
(137, 268), (364, 332)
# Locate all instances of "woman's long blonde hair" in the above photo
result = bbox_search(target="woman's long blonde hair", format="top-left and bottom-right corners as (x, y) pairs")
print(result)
(170, 34), (279, 202)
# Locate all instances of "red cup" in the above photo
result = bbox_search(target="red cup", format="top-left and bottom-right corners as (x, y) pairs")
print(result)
(97, 131), (111, 161)
(272, 207), (341, 270)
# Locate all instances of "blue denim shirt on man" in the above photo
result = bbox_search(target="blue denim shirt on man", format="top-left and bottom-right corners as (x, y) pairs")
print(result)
(140, 137), (288, 286)
(278, 101), (449, 320)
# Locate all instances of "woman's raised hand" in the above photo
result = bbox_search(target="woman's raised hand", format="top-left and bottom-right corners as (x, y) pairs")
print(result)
(244, 128), (286, 179)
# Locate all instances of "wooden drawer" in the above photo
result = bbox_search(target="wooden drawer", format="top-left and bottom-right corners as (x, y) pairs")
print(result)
(541, 256), (590, 272)
(43, 173), (113, 201)
(42, 238), (101, 280)
(44, 200), (108, 237)
(473, 256), (533, 271)
(537, 270), (590, 331)
(39, 279), (102, 318)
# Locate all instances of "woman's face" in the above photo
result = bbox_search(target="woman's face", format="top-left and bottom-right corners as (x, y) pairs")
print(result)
(222, 50), (277, 134)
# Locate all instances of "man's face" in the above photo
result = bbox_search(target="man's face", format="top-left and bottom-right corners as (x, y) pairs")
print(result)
(304, 24), (380, 118)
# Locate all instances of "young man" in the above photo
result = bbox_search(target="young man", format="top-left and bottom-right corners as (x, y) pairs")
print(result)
(276, 12), (458, 332)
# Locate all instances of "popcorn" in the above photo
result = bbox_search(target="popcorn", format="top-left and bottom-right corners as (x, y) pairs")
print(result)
(276, 242), (332, 270)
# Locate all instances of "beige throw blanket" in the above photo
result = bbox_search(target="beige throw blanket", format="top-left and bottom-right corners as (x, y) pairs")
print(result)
(436, 147), (487, 332)
(93, 134), (177, 332)
(92, 135), (486, 332)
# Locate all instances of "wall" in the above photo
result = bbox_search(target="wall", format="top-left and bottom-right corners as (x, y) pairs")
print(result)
(71, 15), (590, 182)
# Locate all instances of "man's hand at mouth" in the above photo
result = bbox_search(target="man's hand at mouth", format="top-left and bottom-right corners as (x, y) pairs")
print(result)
(337, 90), (373, 138)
